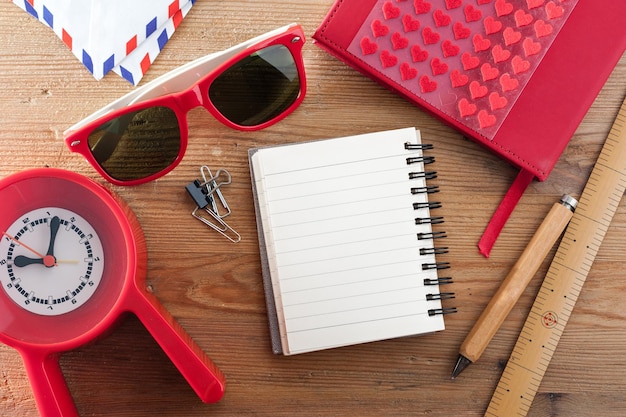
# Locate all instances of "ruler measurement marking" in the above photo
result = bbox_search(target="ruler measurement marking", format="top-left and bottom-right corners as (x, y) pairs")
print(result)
(485, 97), (626, 417)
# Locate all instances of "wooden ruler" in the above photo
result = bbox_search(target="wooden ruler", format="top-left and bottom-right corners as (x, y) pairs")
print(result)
(485, 96), (626, 417)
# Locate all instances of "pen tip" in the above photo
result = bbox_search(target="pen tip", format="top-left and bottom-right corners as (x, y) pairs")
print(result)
(451, 354), (472, 379)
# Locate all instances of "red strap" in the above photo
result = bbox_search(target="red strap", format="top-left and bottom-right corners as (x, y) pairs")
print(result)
(478, 169), (535, 258)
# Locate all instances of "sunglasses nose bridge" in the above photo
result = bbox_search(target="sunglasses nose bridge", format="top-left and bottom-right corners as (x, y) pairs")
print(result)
(188, 85), (205, 109)
(187, 84), (225, 125)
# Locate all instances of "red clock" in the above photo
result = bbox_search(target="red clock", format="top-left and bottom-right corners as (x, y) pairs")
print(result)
(0, 168), (225, 417)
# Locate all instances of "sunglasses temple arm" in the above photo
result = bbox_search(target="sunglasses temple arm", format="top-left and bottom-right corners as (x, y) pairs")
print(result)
(136, 23), (300, 104)
(64, 23), (300, 138)
(165, 23), (300, 87)
(126, 25), (291, 106)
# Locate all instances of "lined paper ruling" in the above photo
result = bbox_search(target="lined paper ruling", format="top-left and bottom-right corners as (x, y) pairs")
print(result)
(249, 128), (455, 355)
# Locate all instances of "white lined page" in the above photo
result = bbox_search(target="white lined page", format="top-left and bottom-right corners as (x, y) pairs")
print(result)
(250, 128), (446, 355)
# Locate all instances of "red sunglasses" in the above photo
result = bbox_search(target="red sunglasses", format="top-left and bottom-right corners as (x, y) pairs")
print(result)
(64, 24), (306, 186)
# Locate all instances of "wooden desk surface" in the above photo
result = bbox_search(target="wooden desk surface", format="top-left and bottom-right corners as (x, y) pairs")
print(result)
(1, 2), (625, 416)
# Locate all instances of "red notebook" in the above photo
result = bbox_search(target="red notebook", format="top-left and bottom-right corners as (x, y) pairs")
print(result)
(313, 0), (626, 256)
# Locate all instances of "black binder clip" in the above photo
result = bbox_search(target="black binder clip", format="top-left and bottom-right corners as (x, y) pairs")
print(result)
(185, 165), (241, 243)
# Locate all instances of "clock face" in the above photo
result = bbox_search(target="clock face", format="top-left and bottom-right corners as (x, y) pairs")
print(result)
(0, 207), (105, 316)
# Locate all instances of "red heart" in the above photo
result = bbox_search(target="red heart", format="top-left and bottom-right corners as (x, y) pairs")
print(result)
(499, 73), (519, 92)
(491, 44), (511, 63)
(495, 0), (513, 16)
(477, 0), (492, 4)
(503, 27), (522, 45)
(392, 32), (409, 50)
(514, 10), (533, 27)
(489, 92), (508, 110)
(442, 40), (460, 57)
(414, 0), (432, 14)
(526, 0), (544, 9)
(434, 9), (452, 27)
(458, 98), (477, 117)
(422, 27), (441, 45)
(464, 5), (482, 22)
(478, 110), (497, 128)
(371, 19), (390, 37)
(512, 55), (531, 74)
(420, 75), (438, 93)
(545, 1), (564, 19)
(410, 45), (429, 62)
(445, 0), (462, 9)
(450, 69), (469, 87)
(453, 22), (471, 40)
(360, 37), (378, 55)
(402, 14), (421, 32)
(461, 52), (480, 70)
(472, 34), (491, 52)
(480, 63), (499, 81)
(383, 1), (401, 19)
(522, 37), (541, 56)
(380, 50), (398, 68)
(400, 62), (418, 80)
(469, 80), (488, 99)
(484, 16), (502, 35)
(430, 58), (449, 75)
(534, 20), (553, 37)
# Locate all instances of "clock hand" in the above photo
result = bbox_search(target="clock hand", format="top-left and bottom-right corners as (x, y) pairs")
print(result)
(2, 231), (56, 267)
(14, 255), (45, 267)
(43, 216), (61, 267)
(47, 216), (60, 256)
(12, 255), (78, 267)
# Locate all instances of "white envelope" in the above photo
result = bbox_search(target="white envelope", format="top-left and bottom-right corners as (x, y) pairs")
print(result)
(13, 0), (194, 85)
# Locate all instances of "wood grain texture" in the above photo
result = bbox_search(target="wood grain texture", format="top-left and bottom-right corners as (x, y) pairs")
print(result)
(0, 1), (625, 416)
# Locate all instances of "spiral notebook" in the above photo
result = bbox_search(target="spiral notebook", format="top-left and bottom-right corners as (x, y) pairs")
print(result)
(313, 0), (626, 256)
(249, 128), (456, 355)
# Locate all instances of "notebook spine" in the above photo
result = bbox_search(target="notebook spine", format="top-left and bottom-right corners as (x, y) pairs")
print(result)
(406, 141), (457, 317)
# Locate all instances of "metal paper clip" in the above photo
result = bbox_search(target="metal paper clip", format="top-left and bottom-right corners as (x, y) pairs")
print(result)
(185, 166), (241, 243)
(200, 166), (231, 218)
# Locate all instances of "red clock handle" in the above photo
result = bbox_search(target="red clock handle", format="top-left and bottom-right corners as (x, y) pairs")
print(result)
(20, 349), (79, 417)
(127, 289), (226, 403)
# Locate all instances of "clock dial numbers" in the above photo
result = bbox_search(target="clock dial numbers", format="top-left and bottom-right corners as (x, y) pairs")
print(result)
(0, 207), (105, 316)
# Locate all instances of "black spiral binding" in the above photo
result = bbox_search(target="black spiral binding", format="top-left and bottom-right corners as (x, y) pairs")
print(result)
(417, 230), (447, 240)
(404, 142), (434, 151)
(420, 247), (448, 255)
(415, 216), (445, 225)
(427, 308), (458, 316)
(409, 171), (438, 180)
(414, 201), (442, 210)
(411, 185), (440, 195)
(406, 141), (457, 317)
(426, 292), (456, 301)
(422, 261), (451, 270)
(424, 276), (453, 286)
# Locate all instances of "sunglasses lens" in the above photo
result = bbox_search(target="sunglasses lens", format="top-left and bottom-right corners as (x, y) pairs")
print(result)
(209, 44), (300, 126)
(87, 106), (181, 181)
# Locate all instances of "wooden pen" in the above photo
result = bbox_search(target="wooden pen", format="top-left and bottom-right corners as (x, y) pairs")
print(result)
(451, 194), (577, 379)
